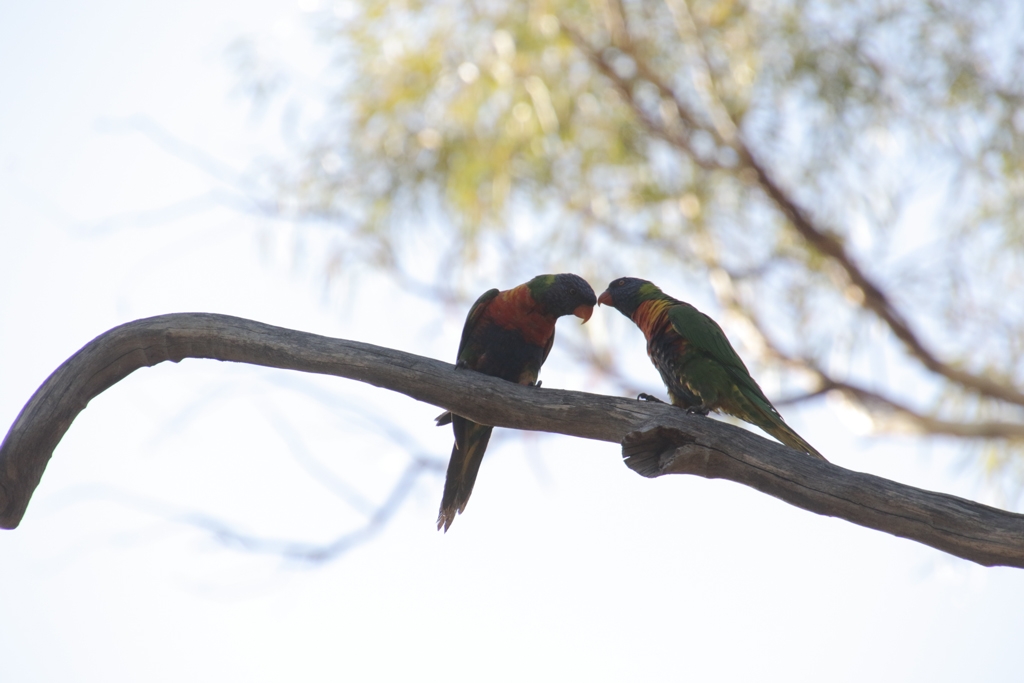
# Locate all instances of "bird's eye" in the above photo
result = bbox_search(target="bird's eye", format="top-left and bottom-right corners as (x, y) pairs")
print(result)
(569, 287), (578, 295)
(615, 279), (625, 287)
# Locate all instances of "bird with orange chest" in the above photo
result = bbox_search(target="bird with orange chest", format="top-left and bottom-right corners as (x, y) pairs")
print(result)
(598, 277), (825, 461)
(436, 273), (597, 531)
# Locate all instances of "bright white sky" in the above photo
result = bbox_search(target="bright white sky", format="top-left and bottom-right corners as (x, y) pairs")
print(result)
(2, 2), (1023, 681)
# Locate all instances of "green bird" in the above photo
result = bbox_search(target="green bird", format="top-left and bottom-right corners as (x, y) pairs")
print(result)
(598, 277), (826, 460)
(436, 273), (598, 531)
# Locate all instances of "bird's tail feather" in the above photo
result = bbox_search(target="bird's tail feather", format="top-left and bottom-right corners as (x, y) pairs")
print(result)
(742, 395), (827, 461)
(767, 422), (826, 461)
(437, 416), (493, 531)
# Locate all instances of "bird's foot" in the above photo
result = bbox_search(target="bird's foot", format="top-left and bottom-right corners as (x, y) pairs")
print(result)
(685, 405), (710, 416)
(455, 360), (468, 370)
(637, 393), (665, 404)
(531, 380), (542, 388)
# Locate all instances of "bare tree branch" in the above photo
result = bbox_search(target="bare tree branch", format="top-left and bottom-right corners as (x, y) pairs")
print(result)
(2, 313), (1024, 567)
(622, 425), (1024, 568)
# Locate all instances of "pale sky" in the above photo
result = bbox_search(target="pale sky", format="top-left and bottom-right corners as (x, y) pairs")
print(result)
(2, 2), (1023, 682)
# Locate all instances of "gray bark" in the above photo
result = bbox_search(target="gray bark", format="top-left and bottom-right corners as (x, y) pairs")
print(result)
(2, 313), (1022, 567)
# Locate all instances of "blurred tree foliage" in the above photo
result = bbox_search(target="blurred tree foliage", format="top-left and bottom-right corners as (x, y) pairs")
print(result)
(234, 0), (1024, 473)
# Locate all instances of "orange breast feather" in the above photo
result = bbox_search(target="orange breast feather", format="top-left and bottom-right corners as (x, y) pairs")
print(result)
(485, 284), (558, 347)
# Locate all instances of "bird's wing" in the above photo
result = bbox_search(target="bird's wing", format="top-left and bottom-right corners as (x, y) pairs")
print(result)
(539, 328), (555, 367)
(666, 303), (776, 410)
(456, 288), (500, 362)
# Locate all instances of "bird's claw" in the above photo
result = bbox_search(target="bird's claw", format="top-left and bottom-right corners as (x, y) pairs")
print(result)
(531, 380), (543, 388)
(685, 405), (710, 416)
(637, 393), (665, 404)
(455, 360), (468, 370)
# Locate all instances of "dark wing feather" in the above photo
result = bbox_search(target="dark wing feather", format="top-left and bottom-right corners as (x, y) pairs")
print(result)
(539, 329), (555, 367)
(435, 288), (501, 428)
(456, 288), (500, 362)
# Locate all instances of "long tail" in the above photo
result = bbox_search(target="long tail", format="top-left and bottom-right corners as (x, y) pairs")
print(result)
(733, 391), (827, 461)
(764, 419), (826, 461)
(437, 415), (493, 531)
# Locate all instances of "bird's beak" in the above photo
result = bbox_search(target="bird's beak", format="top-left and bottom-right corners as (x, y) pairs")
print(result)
(597, 290), (613, 307)
(574, 304), (594, 324)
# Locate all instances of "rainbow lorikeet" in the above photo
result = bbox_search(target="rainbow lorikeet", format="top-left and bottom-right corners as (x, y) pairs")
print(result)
(598, 277), (826, 461)
(436, 273), (597, 531)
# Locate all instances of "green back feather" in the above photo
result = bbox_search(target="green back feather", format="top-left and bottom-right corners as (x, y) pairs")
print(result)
(665, 304), (780, 417)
